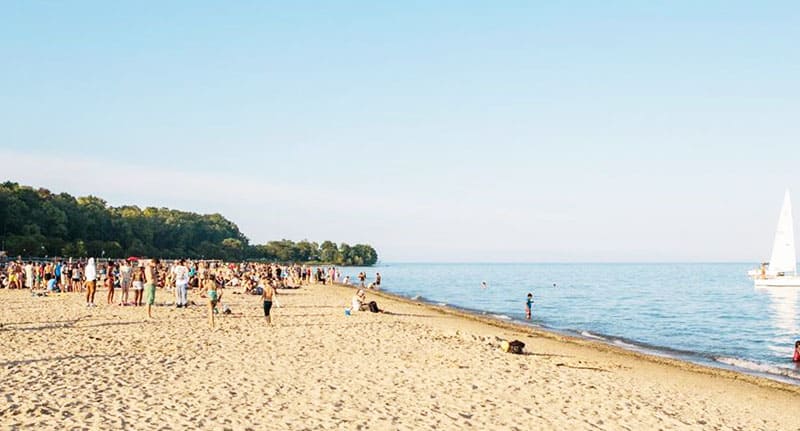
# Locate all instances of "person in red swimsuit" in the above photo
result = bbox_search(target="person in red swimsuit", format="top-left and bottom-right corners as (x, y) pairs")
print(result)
(793, 341), (800, 362)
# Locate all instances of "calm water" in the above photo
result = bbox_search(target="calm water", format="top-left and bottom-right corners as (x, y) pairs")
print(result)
(341, 263), (800, 384)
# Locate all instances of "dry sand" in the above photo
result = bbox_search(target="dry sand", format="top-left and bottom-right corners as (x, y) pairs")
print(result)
(1, 284), (799, 430)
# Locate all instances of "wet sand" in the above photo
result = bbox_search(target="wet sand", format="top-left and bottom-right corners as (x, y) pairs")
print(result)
(1, 284), (799, 430)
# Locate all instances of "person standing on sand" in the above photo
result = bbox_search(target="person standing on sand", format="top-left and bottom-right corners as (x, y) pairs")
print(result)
(106, 262), (116, 305)
(24, 262), (33, 290)
(204, 273), (222, 328)
(172, 259), (190, 308)
(132, 265), (144, 306)
(71, 264), (82, 292)
(144, 259), (160, 318)
(85, 258), (97, 307)
(54, 260), (63, 291)
(119, 261), (132, 305)
(261, 277), (277, 325)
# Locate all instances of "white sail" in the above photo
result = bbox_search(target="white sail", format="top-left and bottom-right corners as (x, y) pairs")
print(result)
(767, 190), (797, 275)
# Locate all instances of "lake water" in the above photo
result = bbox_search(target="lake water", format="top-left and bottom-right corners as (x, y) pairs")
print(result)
(340, 263), (800, 384)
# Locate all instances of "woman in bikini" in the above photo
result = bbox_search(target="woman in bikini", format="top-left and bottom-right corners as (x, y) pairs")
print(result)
(106, 262), (116, 305)
(132, 265), (145, 306)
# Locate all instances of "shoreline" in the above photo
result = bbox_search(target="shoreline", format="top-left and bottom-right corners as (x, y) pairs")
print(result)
(3, 284), (800, 429)
(355, 284), (800, 394)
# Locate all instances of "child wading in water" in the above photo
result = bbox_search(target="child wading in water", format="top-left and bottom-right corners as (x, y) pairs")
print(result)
(525, 293), (534, 320)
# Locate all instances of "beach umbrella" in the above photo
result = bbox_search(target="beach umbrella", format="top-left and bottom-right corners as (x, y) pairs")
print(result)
(126, 256), (140, 262)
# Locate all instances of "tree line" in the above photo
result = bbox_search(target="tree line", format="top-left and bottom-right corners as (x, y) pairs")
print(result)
(0, 182), (378, 265)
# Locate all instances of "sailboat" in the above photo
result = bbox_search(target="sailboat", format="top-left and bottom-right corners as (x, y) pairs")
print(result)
(750, 190), (800, 287)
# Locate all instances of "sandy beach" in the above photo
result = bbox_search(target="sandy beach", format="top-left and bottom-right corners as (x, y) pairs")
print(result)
(2, 284), (799, 430)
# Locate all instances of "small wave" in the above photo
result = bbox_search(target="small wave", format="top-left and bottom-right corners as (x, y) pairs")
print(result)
(580, 331), (607, 341)
(491, 314), (512, 321)
(437, 302), (448, 307)
(612, 339), (638, 349)
(715, 357), (800, 380)
(411, 295), (422, 301)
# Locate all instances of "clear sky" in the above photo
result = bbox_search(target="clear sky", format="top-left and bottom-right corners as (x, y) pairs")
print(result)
(2, 1), (799, 262)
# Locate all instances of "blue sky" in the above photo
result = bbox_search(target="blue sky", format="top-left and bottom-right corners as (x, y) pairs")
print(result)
(2, 1), (800, 262)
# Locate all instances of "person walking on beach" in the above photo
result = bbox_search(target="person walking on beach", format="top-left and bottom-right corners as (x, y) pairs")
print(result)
(172, 259), (190, 308)
(261, 278), (277, 325)
(144, 259), (160, 318)
(525, 293), (534, 320)
(85, 258), (97, 307)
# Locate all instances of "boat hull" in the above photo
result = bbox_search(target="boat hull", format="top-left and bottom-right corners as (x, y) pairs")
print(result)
(754, 277), (800, 288)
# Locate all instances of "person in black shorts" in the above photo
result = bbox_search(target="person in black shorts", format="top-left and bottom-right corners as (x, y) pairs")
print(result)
(261, 278), (278, 325)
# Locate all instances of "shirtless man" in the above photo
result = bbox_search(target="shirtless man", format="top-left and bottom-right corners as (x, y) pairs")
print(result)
(144, 259), (160, 319)
(261, 278), (278, 325)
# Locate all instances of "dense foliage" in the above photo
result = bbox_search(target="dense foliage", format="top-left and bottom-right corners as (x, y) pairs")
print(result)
(0, 182), (378, 264)
(249, 240), (379, 266)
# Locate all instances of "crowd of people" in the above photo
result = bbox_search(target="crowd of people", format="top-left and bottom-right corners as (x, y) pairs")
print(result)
(1, 258), (383, 327)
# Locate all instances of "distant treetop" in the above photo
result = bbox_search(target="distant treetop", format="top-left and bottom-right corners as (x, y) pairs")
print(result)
(0, 181), (378, 265)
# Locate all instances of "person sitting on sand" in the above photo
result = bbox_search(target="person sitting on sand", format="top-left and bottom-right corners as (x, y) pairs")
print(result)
(352, 289), (367, 311)
(46, 274), (59, 293)
(352, 289), (383, 312)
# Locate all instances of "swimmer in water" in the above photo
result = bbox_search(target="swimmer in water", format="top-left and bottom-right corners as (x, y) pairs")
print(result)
(793, 340), (800, 362)
(525, 293), (533, 320)
(481, 281), (488, 289)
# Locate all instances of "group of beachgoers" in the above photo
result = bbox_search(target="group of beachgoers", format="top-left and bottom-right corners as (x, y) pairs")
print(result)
(1, 258), (382, 328)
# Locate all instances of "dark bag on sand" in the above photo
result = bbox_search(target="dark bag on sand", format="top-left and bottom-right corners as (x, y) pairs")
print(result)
(368, 301), (379, 313)
(509, 340), (525, 354)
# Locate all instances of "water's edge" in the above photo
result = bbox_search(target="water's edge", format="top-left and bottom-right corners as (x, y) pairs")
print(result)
(348, 284), (800, 391)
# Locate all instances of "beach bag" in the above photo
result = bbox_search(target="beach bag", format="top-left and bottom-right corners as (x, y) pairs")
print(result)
(368, 301), (379, 313)
(508, 340), (525, 354)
